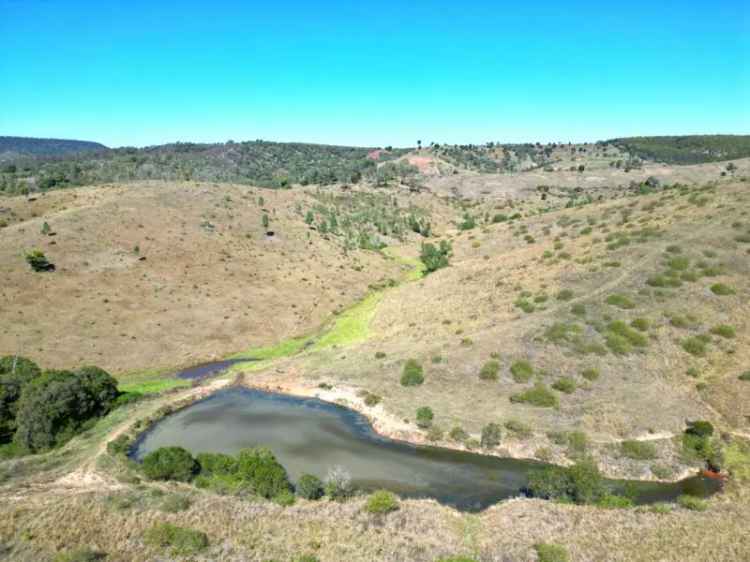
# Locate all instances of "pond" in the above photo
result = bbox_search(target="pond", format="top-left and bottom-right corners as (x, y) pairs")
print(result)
(131, 387), (720, 511)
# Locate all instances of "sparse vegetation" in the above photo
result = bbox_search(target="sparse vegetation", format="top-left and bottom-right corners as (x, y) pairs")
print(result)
(401, 359), (425, 386)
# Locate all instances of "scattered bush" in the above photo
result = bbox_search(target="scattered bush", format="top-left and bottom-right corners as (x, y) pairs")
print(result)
(159, 494), (192, 513)
(510, 384), (558, 408)
(621, 440), (657, 460)
(571, 303), (586, 316)
(479, 360), (500, 381)
(235, 447), (292, 499)
(25, 249), (55, 272)
(534, 543), (570, 562)
(630, 318), (650, 331)
(510, 360), (534, 383)
(274, 489), (296, 506)
(449, 426), (469, 442)
(143, 447), (198, 482)
(682, 336), (708, 357)
(416, 406), (434, 429)
(365, 490), (399, 514)
(606, 294), (636, 309)
(363, 392), (381, 407)
(581, 368), (600, 381)
(710, 283), (735, 296)
(53, 548), (105, 562)
(556, 289), (574, 301)
(420, 240), (452, 273)
(552, 377), (576, 394)
(739, 371), (750, 382)
(678, 495), (708, 511)
(480, 422), (502, 448)
(374, 351), (386, 359)
(400, 359), (424, 386)
(710, 324), (735, 339)
(143, 523), (208, 555)
(504, 419), (532, 439)
(296, 474), (324, 500)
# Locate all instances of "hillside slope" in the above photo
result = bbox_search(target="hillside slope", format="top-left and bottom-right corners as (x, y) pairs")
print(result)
(0, 136), (107, 159)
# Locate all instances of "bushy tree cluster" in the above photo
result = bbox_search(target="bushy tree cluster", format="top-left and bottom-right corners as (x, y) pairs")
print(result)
(0, 356), (119, 452)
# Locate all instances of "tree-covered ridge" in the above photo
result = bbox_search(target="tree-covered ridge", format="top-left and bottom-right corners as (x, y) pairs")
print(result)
(0, 140), (410, 193)
(0, 136), (107, 159)
(610, 135), (750, 164)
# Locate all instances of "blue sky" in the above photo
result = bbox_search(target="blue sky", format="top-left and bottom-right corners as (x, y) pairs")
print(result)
(1, 1), (748, 147)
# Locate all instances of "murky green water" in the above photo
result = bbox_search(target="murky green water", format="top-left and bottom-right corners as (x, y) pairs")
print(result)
(132, 387), (720, 511)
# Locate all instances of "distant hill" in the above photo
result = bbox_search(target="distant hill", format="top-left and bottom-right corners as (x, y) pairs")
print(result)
(0, 136), (108, 159)
(0, 140), (409, 193)
(609, 135), (750, 164)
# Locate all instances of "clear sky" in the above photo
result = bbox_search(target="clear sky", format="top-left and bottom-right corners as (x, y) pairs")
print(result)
(1, 1), (748, 148)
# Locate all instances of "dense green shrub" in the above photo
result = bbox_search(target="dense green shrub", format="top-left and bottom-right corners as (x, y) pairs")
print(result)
(25, 249), (55, 272)
(0, 356), (42, 441)
(296, 473), (324, 500)
(365, 490), (399, 514)
(630, 318), (650, 331)
(420, 240), (452, 273)
(144, 523), (208, 555)
(526, 459), (606, 504)
(571, 303), (586, 316)
(510, 360), (533, 383)
(739, 371), (750, 382)
(534, 543), (570, 562)
(13, 367), (118, 452)
(480, 422), (502, 448)
(479, 360), (500, 381)
(681, 336), (708, 357)
(510, 384), (558, 408)
(620, 440), (657, 460)
(142, 447), (198, 482)
(416, 406), (434, 428)
(196, 452), (238, 476)
(401, 359), (424, 386)
(236, 447), (292, 499)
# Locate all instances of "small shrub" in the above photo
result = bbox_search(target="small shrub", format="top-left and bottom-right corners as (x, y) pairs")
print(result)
(324, 466), (353, 500)
(596, 494), (634, 509)
(274, 489), (296, 506)
(552, 377), (576, 394)
(427, 425), (444, 441)
(526, 459), (605, 504)
(365, 490), (399, 514)
(143, 523), (208, 555)
(142, 447), (198, 482)
(581, 368), (600, 381)
(235, 447), (292, 499)
(710, 324), (735, 339)
(606, 294), (636, 309)
(621, 440), (657, 460)
(416, 406), (434, 429)
(510, 384), (558, 408)
(510, 360), (533, 383)
(25, 249), (55, 272)
(651, 464), (673, 479)
(515, 298), (535, 313)
(449, 426), (469, 442)
(710, 283), (735, 296)
(54, 548), (105, 562)
(159, 494), (192, 513)
(504, 419), (532, 439)
(678, 495), (708, 511)
(296, 474), (324, 500)
(556, 289), (574, 301)
(571, 303), (586, 316)
(480, 422), (502, 448)
(739, 371), (750, 382)
(534, 543), (570, 562)
(401, 359), (424, 386)
(682, 336), (708, 357)
(363, 392), (381, 406)
(479, 360), (500, 381)
(374, 351), (386, 359)
(630, 318), (650, 331)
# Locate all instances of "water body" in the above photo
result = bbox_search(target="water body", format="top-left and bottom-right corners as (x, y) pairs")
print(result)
(132, 387), (720, 511)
